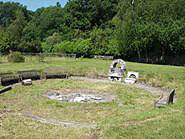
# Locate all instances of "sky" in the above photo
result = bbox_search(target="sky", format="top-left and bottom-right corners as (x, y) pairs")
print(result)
(1, 0), (68, 11)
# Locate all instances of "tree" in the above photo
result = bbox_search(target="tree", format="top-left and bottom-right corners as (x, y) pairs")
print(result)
(19, 22), (42, 52)
(41, 33), (62, 52)
(118, 0), (185, 63)
(0, 28), (11, 53)
(4, 9), (26, 51)
(35, 6), (65, 39)
(63, 0), (119, 31)
(0, 2), (32, 53)
(0, 2), (31, 27)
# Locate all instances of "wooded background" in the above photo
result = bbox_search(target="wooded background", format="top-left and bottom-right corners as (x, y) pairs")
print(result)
(0, 0), (185, 65)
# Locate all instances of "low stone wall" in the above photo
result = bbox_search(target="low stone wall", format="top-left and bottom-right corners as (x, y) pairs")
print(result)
(22, 53), (76, 58)
(1, 75), (20, 86)
(45, 72), (68, 79)
(0, 70), (68, 86)
(18, 70), (41, 80)
(94, 55), (114, 60)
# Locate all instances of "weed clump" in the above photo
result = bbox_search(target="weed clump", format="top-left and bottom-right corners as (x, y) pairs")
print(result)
(37, 53), (45, 62)
(7, 52), (25, 63)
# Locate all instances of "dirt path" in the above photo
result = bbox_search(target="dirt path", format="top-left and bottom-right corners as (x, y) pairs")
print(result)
(70, 76), (112, 84)
(122, 116), (163, 127)
(133, 83), (169, 96)
(69, 76), (169, 96)
(20, 112), (96, 128)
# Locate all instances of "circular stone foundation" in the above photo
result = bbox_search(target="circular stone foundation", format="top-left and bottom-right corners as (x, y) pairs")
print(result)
(45, 90), (115, 103)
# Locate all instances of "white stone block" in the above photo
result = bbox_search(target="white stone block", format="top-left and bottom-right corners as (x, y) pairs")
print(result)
(73, 97), (85, 102)
(124, 78), (137, 84)
(127, 72), (139, 79)
(22, 79), (32, 85)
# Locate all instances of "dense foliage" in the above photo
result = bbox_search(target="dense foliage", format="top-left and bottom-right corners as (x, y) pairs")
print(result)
(118, 0), (185, 64)
(0, 0), (185, 64)
(0, 0), (118, 56)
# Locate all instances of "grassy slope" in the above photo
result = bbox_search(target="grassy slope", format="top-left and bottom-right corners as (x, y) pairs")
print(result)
(0, 56), (185, 138)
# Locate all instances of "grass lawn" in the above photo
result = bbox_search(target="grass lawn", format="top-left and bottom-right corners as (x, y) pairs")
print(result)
(0, 56), (185, 138)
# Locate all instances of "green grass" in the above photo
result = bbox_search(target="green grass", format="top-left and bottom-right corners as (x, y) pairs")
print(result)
(0, 56), (185, 138)
(0, 56), (110, 77)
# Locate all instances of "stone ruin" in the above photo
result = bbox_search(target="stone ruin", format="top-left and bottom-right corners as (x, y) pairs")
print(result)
(22, 79), (32, 86)
(124, 72), (139, 84)
(154, 89), (176, 108)
(108, 59), (126, 81)
(108, 59), (139, 84)
(45, 90), (115, 103)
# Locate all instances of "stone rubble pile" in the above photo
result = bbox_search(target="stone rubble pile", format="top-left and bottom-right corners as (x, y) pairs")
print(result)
(46, 92), (113, 103)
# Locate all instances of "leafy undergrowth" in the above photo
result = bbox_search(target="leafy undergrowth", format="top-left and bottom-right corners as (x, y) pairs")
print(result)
(0, 57), (185, 138)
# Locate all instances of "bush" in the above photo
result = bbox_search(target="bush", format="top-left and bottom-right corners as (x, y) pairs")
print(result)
(73, 39), (92, 57)
(105, 39), (120, 57)
(7, 52), (25, 63)
(53, 41), (74, 54)
(41, 33), (62, 53)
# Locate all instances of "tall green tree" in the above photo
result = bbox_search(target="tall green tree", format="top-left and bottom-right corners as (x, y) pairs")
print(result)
(7, 9), (26, 50)
(0, 2), (31, 27)
(118, 0), (185, 63)
(64, 0), (119, 31)
(0, 28), (11, 53)
(20, 6), (65, 52)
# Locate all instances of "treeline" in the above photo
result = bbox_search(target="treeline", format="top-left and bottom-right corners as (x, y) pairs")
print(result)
(0, 0), (119, 57)
(118, 0), (185, 64)
(0, 0), (185, 65)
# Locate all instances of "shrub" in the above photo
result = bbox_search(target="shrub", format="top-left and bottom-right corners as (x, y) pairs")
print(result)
(73, 39), (92, 57)
(7, 52), (25, 63)
(41, 33), (62, 53)
(105, 39), (120, 57)
(53, 41), (74, 54)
